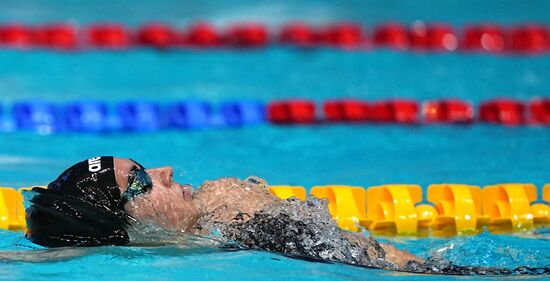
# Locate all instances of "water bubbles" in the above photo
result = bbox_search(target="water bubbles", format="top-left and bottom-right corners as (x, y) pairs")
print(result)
(126, 222), (219, 249)
(400, 231), (550, 271)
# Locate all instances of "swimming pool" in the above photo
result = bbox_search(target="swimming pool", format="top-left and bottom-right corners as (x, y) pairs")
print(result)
(1, 0), (550, 280)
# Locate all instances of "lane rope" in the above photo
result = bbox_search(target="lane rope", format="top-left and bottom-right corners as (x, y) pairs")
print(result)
(0, 22), (549, 54)
(0, 98), (548, 134)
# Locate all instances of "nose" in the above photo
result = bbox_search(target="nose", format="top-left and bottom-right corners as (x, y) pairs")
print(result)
(145, 166), (174, 188)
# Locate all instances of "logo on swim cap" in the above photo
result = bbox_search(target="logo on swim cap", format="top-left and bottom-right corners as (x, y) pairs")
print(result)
(88, 157), (102, 172)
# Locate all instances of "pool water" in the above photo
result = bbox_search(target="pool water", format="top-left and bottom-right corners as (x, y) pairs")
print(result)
(0, 230), (549, 280)
(1, 0), (550, 280)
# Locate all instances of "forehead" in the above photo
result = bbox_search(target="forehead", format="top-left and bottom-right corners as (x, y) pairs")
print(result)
(114, 158), (136, 171)
(113, 158), (142, 191)
(114, 158), (143, 171)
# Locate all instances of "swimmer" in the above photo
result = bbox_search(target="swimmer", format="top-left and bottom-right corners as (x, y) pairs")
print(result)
(24, 156), (549, 275)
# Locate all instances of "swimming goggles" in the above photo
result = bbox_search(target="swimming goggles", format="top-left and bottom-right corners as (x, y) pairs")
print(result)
(120, 166), (153, 203)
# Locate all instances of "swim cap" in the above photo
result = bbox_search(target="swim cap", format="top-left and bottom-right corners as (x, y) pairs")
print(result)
(25, 156), (131, 247)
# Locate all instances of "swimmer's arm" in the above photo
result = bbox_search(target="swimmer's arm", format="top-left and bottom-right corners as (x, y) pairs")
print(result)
(381, 243), (424, 268)
(340, 232), (423, 269)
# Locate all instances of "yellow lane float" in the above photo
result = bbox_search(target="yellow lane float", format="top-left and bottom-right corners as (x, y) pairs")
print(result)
(310, 185), (367, 232)
(482, 183), (537, 232)
(414, 203), (437, 233)
(530, 183), (550, 226)
(427, 184), (485, 235)
(0, 187), (26, 231)
(365, 184), (421, 235)
(268, 185), (306, 200)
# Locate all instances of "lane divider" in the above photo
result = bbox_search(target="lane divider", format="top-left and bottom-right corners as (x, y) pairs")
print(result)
(1, 98), (549, 133)
(1, 22), (549, 54)
(0, 187), (27, 231)
(2, 183), (548, 235)
(366, 184), (422, 235)
(270, 183), (550, 235)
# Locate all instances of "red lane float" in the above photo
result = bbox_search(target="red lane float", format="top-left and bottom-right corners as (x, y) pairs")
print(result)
(511, 25), (550, 54)
(279, 22), (317, 47)
(373, 23), (409, 50)
(87, 24), (130, 49)
(409, 22), (429, 49)
(529, 98), (550, 125)
(267, 100), (316, 124)
(186, 23), (222, 47)
(323, 100), (369, 122)
(420, 24), (458, 51)
(370, 100), (419, 124)
(479, 99), (525, 125)
(136, 23), (178, 48)
(463, 25), (507, 53)
(33, 24), (78, 50)
(1, 22), (550, 54)
(370, 101), (394, 122)
(423, 99), (474, 123)
(225, 23), (268, 47)
(0, 24), (34, 48)
(318, 23), (365, 48)
(403, 22), (459, 51)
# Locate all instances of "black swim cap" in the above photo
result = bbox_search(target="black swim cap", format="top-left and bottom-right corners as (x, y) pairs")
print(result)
(25, 156), (131, 247)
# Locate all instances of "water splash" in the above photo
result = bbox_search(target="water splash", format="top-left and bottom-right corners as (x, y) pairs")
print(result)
(126, 222), (220, 249)
(214, 197), (389, 268)
(384, 229), (550, 269)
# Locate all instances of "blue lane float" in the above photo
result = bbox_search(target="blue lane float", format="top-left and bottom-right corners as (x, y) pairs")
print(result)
(220, 100), (266, 126)
(12, 101), (60, 134)
(64, 101), (109, 133)
(117, 101), (163, 132)
(168, 101), (212, 129)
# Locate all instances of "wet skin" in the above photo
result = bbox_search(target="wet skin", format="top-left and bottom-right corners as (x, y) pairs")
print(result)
(112, 158), (421, 268)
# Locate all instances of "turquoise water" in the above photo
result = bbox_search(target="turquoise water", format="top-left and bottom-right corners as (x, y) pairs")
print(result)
(1, 50), (549, 188)
(1, 0), (550, 280)
(0, 229), (549, 280)
(2, 0), (550, 26)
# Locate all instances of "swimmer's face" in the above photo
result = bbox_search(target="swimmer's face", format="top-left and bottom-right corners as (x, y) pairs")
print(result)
(113, 158), (199, 232)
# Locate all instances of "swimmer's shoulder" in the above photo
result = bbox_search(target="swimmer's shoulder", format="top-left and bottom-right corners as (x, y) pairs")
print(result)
(195, 176), (273, 197)
(193, 176), (278, 223)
